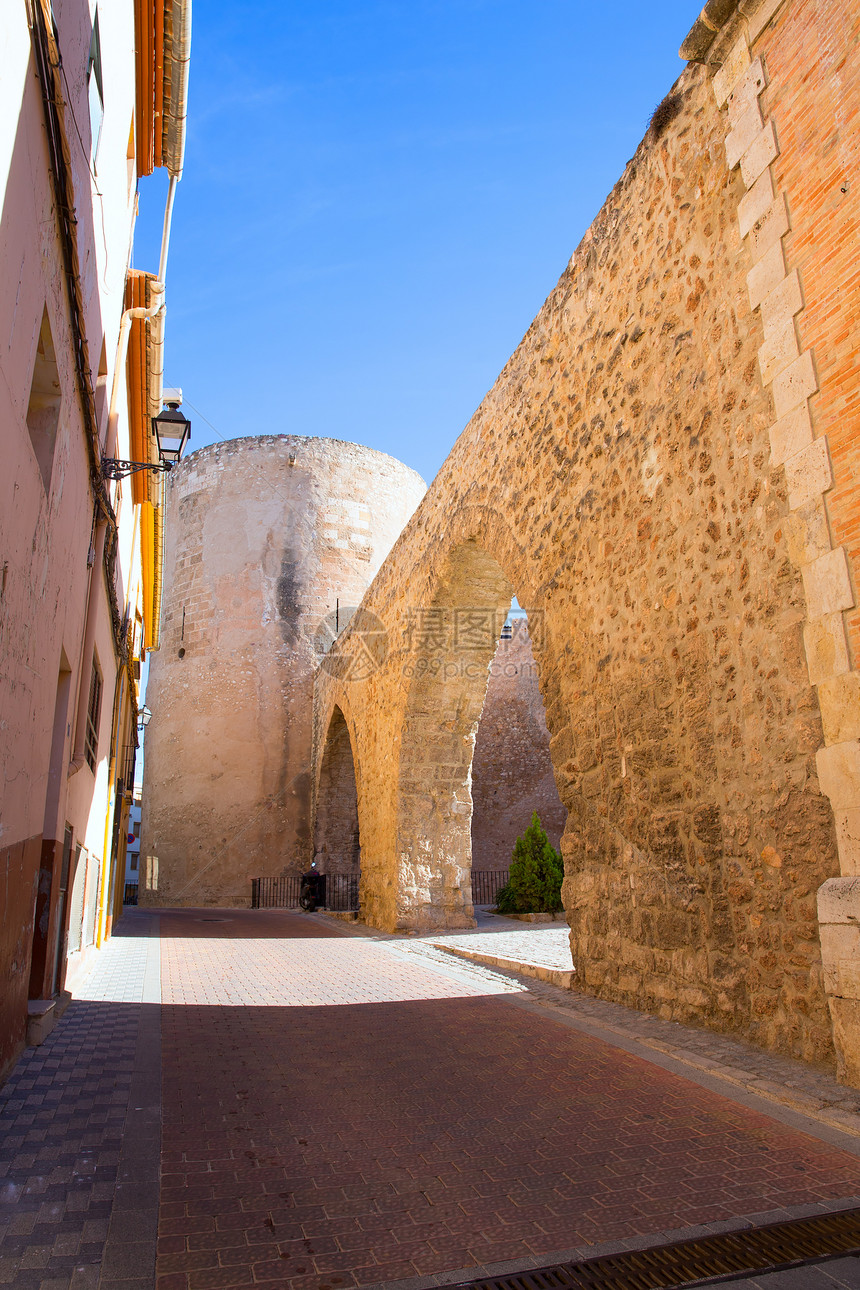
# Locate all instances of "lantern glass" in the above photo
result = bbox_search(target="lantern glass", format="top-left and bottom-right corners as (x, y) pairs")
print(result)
(153, 405), (191, 464)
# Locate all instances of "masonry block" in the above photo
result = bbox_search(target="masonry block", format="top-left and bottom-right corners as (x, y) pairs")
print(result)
(772, 349), (818, 418)
(745, 0), (788, 44)
(826, 995), (860, 1087)
(738, 168), (775, 238)
(760, 269), (803, 338)
(784, 436), (832, 511)
(835, 807), (860, 878)
(748, 193), (790, 262)
(747, 240), (785, 310)
(740, 119), (778, 188)
(713, 34), (752, 106)
(726, 100), (764, 170)
(26, 999), (56, 1047)
(816, 741), (860, 809)
(803, 613), (851, 686)
(786, 498), (832, 568)
(819, 922), (860, 994)
(818, 672), (860, 747)
(769, 403), (813, 468)
(758, 317), (798, 385)
(727, 56), (766, 125)
(802, 547), (855, 620)
(818, 876), (860, 1085)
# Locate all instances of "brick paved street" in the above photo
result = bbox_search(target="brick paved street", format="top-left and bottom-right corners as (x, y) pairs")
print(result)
(5, 909), (860, 1290)
(0, 918), (160, 1290)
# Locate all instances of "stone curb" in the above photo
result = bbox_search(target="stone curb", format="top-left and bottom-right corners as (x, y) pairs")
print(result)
(435, 942), (575, 989)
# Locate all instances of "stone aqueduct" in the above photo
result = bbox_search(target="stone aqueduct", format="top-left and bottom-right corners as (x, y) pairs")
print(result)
(311, 0), (860, 1083)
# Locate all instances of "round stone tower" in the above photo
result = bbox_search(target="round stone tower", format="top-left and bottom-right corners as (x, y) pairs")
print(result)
(139, 435), (425, 907)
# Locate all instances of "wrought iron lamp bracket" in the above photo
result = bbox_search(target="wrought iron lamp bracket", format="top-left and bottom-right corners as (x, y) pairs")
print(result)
(101, 458), (173, 482)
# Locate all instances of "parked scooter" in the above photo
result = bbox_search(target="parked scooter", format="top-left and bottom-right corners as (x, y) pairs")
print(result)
(299, 862), (326, 911)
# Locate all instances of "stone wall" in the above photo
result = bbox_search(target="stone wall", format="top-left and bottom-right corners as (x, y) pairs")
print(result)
(313, 0), (860, 1073)
(140, 436), (425, 906)
(471, 621), (566, 870)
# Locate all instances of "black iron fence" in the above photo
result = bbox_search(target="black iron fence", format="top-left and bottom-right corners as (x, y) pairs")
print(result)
(471, 869), (509, 906)
(251, 875), (302, 909)
(251, 869), (508, 911)
(326, 873), (360, 912)
(250, 873), (360, 912)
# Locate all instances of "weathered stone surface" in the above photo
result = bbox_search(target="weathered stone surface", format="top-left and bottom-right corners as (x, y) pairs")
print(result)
(747, 191), (790, 261)
(712, 32), (751, 104)
(747, 239), (786, 310)
(739, 119), (779, 188)
(726, 56), (766, 125)
(801, 547), (854, 621)
(737, 168), (775, 238)
(834, 808), (860, 879)
(784, 437), (832, 511)
(140, 437), (425, 906)
(803, 614), (851, 687)
(768, 404), (813, 469)
(772, 349), (818, 419)
(760, 268), (803, 338)
(816, 742), (860, 811)
(312, 56), (841, 1065)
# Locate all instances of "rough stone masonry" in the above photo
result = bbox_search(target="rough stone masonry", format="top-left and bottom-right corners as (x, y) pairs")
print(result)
(313, 0), (860, 1083)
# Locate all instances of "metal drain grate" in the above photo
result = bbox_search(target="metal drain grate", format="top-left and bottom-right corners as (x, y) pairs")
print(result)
(451, 1207), (860, 1290)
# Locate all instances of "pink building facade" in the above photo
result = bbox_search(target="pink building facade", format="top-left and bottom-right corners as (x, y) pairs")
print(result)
(0, 0), (189, 1080)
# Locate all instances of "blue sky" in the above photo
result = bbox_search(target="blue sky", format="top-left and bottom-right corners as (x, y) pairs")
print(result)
(134, 1), (700, 486)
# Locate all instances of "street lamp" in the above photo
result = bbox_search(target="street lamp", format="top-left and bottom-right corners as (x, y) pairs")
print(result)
(152, 398), (192, 464)
(102, 391), (191, 482)
(137, 704), (152, 729)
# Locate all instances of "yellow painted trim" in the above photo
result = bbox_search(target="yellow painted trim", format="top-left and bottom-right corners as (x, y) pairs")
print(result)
(141, 500), (156, 649)
(151, 476), (165, 650)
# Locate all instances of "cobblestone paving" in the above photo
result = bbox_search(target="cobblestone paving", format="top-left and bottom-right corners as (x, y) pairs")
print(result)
(6, 909), (860, 1290)
(156, 908), (860, 1290)
(0, 927), (156, 1290)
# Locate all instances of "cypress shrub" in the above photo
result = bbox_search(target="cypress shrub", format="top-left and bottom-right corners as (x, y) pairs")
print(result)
(495, 812), (563, 914)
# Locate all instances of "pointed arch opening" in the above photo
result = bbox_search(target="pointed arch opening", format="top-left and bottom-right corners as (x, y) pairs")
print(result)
(470, 608), (566, 899)
(314, 706), (361, 879)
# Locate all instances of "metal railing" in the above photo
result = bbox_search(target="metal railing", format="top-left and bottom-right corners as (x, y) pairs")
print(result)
(251, 869), (508, 911)
(325, 873), (359, 912)
(470, 869), (509, 906)
(251, 875), (301, 909)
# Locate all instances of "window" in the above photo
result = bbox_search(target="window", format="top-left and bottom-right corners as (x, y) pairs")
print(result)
(26, 309), (62, 493)
(87, 11), (104, 164)
(130, 854), (139, 871)
(84, 658), (102, 772)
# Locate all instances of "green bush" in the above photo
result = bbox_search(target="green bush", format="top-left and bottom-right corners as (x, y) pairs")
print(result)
(495, 812), (564, 914)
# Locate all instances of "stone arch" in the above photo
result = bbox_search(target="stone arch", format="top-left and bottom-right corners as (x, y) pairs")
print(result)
(395, 537), (559, 931)
(313, 705), (361, 876)
(471, 615), (567, 873)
